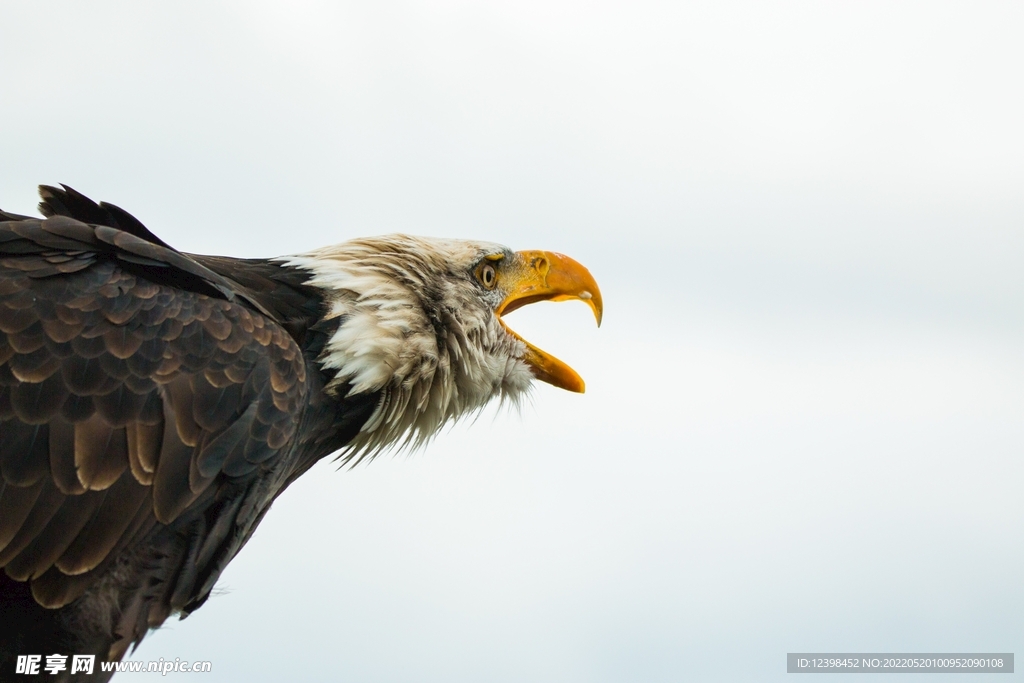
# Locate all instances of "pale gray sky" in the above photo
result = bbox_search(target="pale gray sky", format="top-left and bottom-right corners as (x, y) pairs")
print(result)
(2, 2), (1023, 681)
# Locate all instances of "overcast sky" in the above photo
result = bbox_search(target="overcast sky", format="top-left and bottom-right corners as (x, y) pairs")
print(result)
(2, 2), (1023, 681)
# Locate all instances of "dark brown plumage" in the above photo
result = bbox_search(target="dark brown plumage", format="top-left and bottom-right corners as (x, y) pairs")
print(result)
(0, 186), (378, 679)
(0, 185), (602, 683)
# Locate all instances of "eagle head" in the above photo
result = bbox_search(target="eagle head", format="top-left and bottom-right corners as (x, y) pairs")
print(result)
(281, 235), (603, 456)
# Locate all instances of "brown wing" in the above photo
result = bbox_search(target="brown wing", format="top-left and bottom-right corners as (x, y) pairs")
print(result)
(0, 211), (309, 656)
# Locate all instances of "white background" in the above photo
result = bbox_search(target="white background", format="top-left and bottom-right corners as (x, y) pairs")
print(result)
(2, 2), (1022, 681)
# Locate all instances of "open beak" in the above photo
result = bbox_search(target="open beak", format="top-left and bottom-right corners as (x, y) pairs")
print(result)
(496, 250), (603, 393)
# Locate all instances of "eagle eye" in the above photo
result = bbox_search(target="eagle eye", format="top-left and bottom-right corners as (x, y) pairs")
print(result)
(476, 262), (497, 290)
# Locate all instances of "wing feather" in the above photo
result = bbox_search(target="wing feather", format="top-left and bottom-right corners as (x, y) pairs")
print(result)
(55, 470), (150, 575)
(30, 489), (157, 608)
(0, 422), (49, 486)
(48, 416), (83, 494)
(0, 479), (66, 567)
(3, 488), (106, 581)
(73, 415), (129, 490)
(0, 193), (314, 646)
(0, 478), (45, 550)
(125, 422), (159, 485)
(152, 386), (209, 524)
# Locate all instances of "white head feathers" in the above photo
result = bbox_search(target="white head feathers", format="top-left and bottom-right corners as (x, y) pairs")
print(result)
(279, 235), (535, 459)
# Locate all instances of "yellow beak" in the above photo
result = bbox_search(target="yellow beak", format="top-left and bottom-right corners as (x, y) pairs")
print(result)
(497, 250), (603, 393)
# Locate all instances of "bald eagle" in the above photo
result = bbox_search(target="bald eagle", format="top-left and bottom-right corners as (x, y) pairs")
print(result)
(0, 186), (601, 678)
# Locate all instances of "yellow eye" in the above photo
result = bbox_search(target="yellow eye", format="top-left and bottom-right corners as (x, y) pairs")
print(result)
(477, 263), (497, 289)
